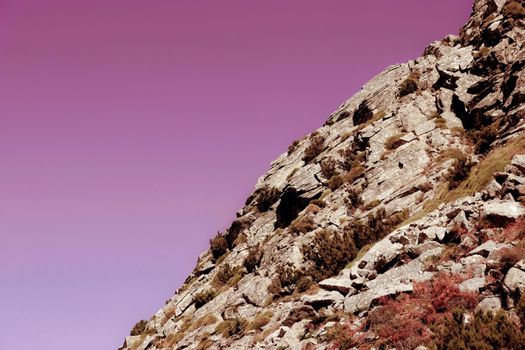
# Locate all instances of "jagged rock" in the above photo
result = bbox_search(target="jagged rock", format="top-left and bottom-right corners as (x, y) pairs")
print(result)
(510, 154), (525, 174)
(302, 290), (344, 308)
(319, 278), (356, 295)
(468, 240), (505, 257)
(344, 283), (413, 314)
(481, 200), (525, 224)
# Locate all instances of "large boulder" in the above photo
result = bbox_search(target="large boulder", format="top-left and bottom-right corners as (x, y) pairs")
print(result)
(481, 201), (525, 225)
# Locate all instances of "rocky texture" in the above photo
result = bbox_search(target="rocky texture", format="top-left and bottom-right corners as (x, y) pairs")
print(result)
(120, 1), (525, 349)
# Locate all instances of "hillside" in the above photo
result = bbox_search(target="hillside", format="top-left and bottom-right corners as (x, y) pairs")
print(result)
(120, 1), (525, 349)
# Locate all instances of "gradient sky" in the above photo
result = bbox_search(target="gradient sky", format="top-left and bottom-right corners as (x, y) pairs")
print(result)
(0, 1), (473, 349)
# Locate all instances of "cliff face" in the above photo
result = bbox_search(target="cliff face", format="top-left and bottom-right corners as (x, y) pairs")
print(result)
(121, 1), (525, 349)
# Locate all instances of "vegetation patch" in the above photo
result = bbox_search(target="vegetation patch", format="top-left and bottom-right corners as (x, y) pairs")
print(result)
(384, 133), (407, 150)
(194, 290), (216, 308)
(303, 134), (325, 163)
(210, 234), (228, 261)
(399, 71), (420, 97)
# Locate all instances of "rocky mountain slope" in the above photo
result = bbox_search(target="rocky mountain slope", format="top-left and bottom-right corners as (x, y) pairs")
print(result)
(121, 1), (525, 349)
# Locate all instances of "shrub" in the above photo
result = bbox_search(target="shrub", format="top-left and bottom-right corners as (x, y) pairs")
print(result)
(503, 1), (525, 18)
(224, 218), (250, 249)
(296, 275), (314, 293)
(130, 320), (147, 336)
(256, 186), (280, 212)
(434, 116), (447, 129)
(194, 290), (216, 308)
(384, 133), (406, 150)
(247, 311), (273, 331)
(399, 73), (419, 97)
(303, 135), (325, 163)
(213, 263), (236, 286)
(328, 174), (344, 190)
(215, 318), (247, 337)
(343, 164), (365, 185)
(302, 229), (357, 282)
(345, 188), (363, 209)
(243, 246), (262, 273)
(468, 127), (497, 155)
(320, 157), (338, 179)
(364, 199), (381, 210)
(435, 309), (525, 350)
(367, 273), (478, 350)
(446, 154), (472, 190)
(210, 234), (228, 260)
(287, 139), (300, 154)
(289, 214), (316, 234)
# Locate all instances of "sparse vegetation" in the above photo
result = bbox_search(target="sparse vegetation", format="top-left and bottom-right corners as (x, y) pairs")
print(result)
(210, 234), (228, 261)
(287, 139), (300, 154)
(302, 229), (357, 282)
(247, 311), (274, 331)
(364, 199), (381, 210)
(193, 290), (216, 308)
(320, 157), (338, 179)
(445, 154), (473, 190)
(384, 133), (406, 150)
(503, 1), (525, 18)
(436, 309), (525, 350)
(256, 186), (281, 212)
(328, 174), (344, 190)
(303, 135), (325, 163)
(399, 71), (420, 97)
(289, 214), (316, 234)
(215, 318), (247, 337)
(130, 320), (147, 336)
(243, 246), (262, 273)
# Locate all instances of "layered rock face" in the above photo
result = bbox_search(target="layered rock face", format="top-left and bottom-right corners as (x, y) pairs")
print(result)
(121, 1), (525, 349)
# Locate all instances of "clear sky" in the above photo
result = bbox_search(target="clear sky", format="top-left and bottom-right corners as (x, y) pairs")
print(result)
(0, 1), (472, 349)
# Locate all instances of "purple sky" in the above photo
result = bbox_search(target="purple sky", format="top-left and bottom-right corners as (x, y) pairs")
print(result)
(0, 1), (473, 349)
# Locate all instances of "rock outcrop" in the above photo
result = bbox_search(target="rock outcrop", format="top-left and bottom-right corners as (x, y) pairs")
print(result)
(120, 1), (525, 349)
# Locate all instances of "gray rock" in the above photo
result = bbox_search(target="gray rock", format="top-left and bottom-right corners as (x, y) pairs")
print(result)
(319, 278), (356, 295)
(475, 297), (502, 314)
(482, 201), (525, 224)
(459, 277), (485, 293)
(469, 241), (503, 258)
(504, 267), (525, 295)
(302, 290), (344, 308)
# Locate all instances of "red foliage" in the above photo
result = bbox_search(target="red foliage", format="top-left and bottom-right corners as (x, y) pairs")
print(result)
(366, 273), (478, 350)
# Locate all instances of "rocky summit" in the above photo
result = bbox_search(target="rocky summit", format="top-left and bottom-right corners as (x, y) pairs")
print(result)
(120, 1), (525, 349)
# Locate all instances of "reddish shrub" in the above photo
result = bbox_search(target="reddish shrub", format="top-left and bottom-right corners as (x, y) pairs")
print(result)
(366, 273), (478, 350)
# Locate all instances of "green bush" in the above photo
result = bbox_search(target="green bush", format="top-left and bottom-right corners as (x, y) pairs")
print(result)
(436, 310), (525, 350)
(302, 229), (357, 282)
